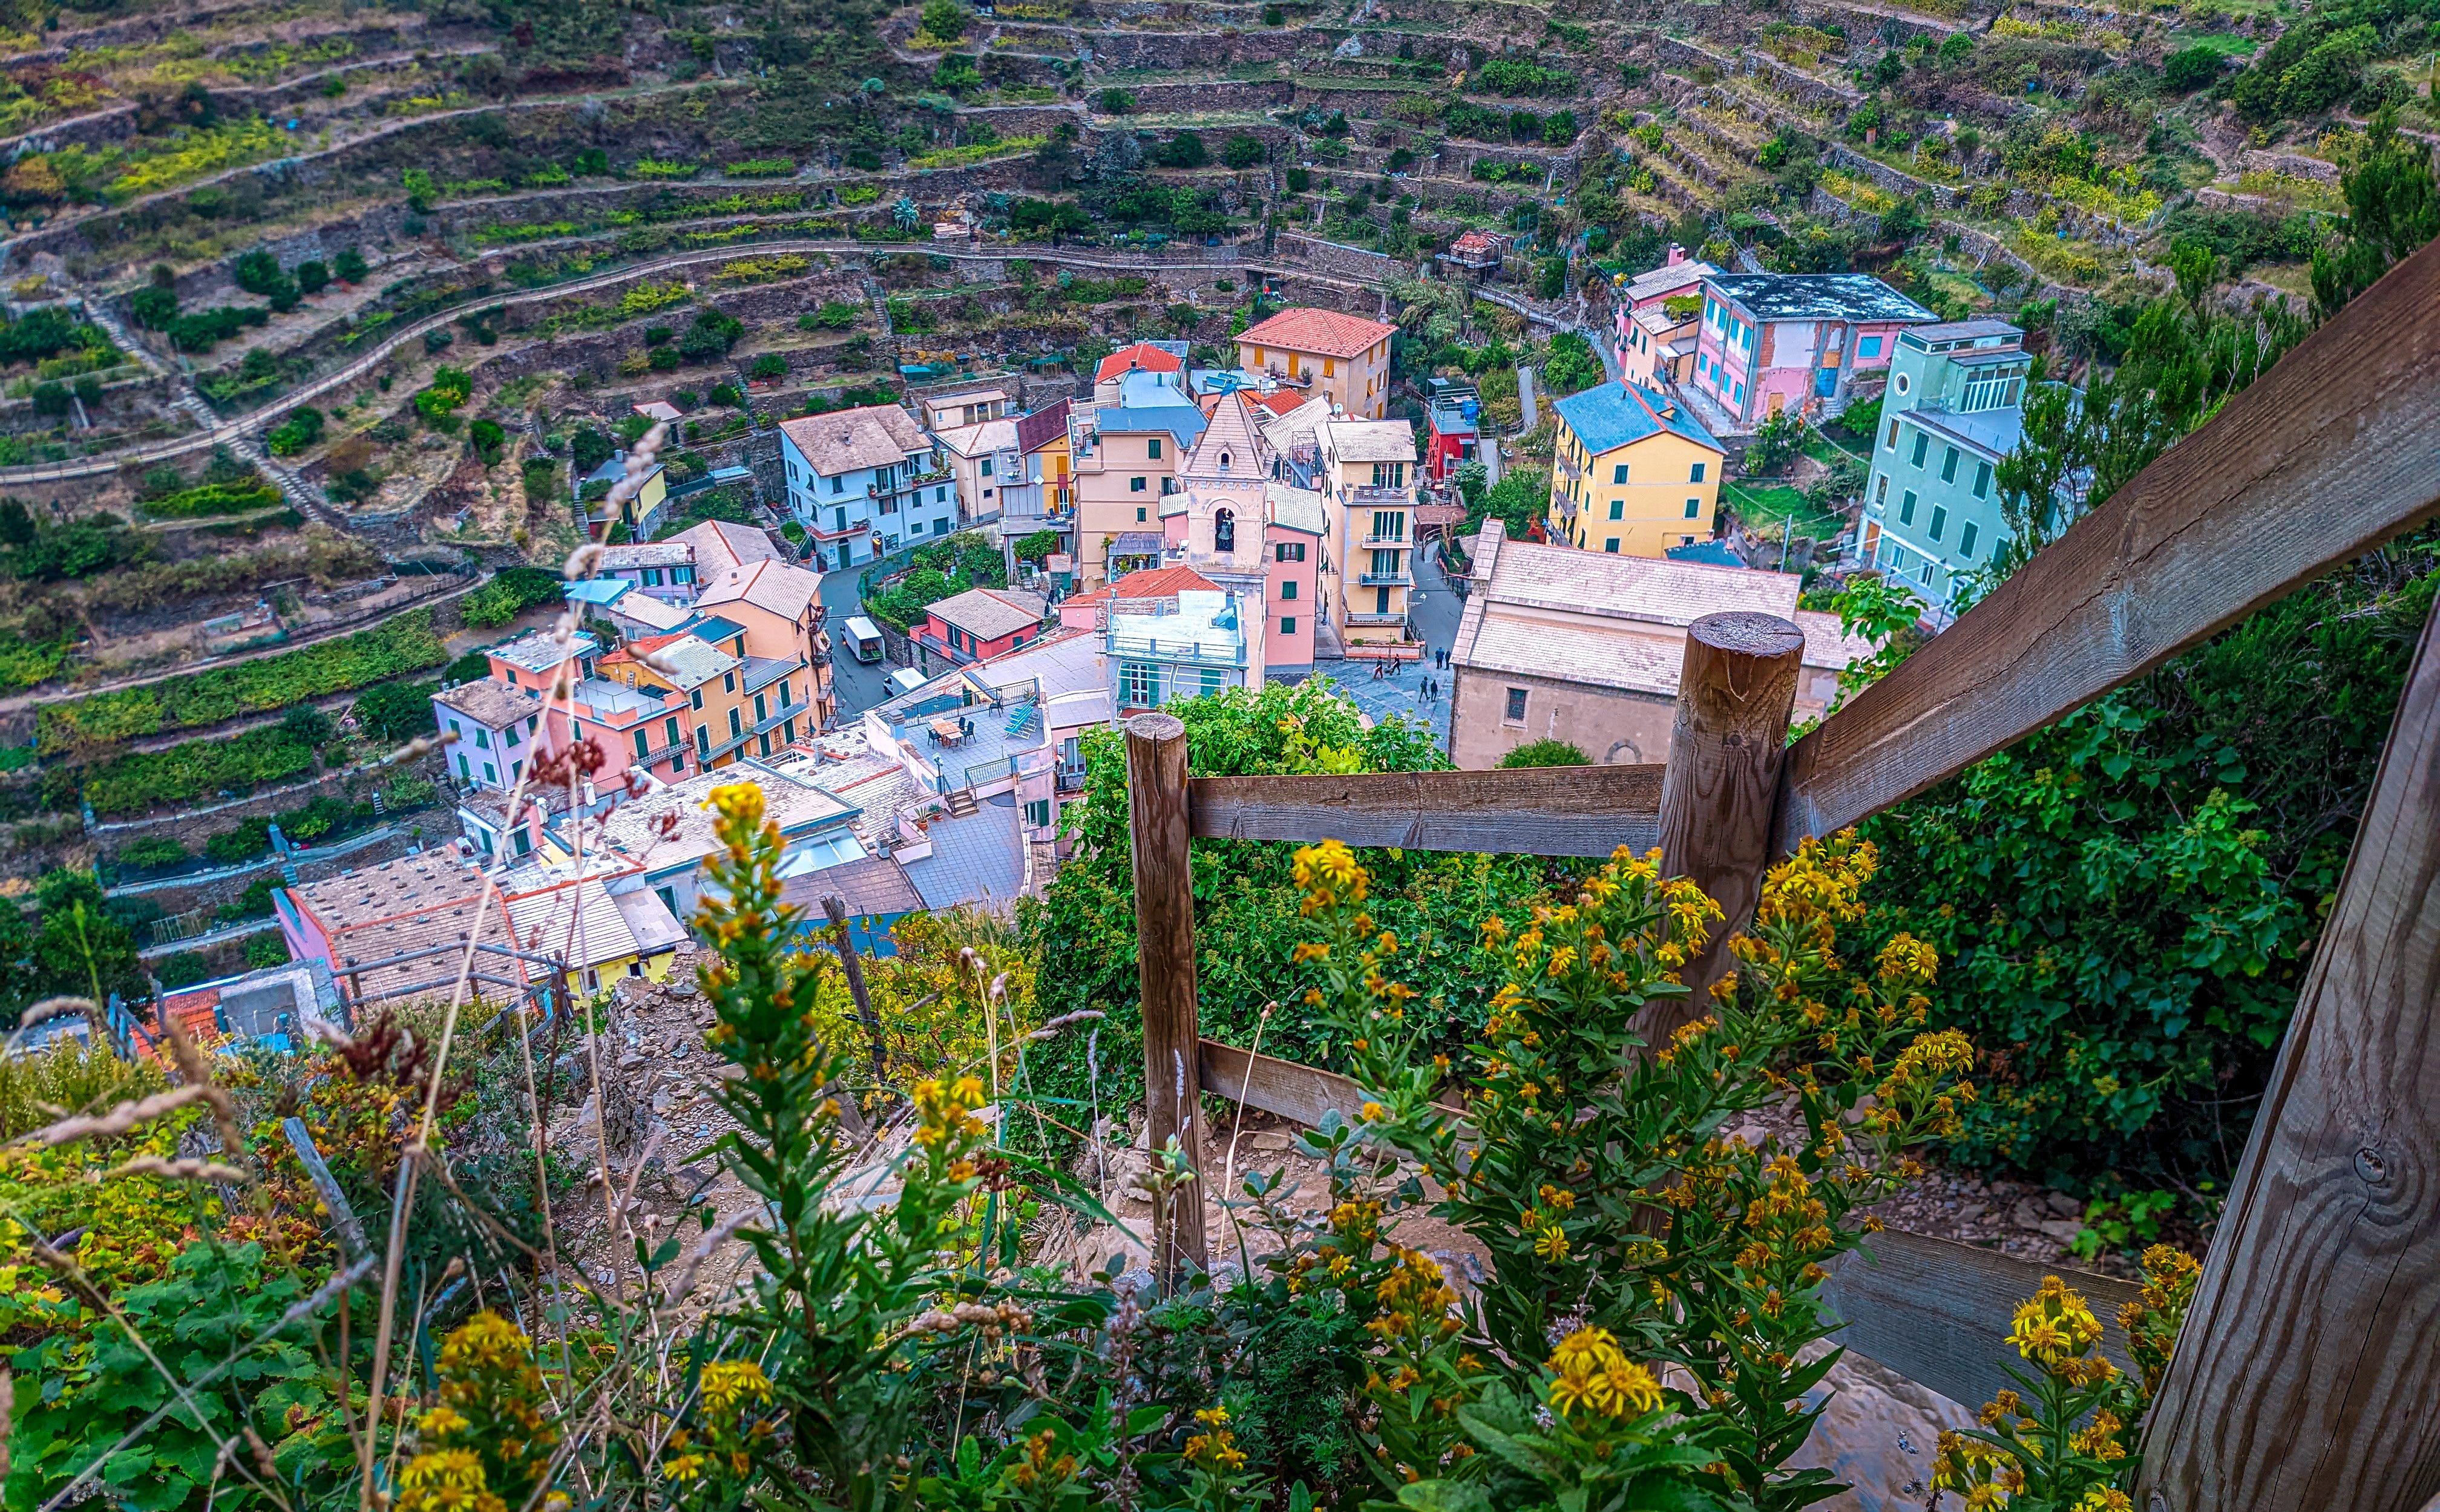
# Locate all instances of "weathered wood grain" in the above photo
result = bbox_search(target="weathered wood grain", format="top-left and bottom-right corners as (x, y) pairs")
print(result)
(1774, 235), (2440, 858)
(1126, 712), (1209, 1275)
(1645, 612), (1805, 1040)
(1199, 1036), (2132, 1415)
(1822, 1228), (2140, 1418)
(2137, 598), (2440, 1512)
(1188, 763), (1666, 856)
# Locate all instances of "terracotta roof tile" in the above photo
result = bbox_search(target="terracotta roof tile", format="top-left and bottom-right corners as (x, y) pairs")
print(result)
(1237, 307), (1399, 359)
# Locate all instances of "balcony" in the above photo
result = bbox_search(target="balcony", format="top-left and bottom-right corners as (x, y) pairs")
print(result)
(1057, 764), (1087, 793)
(631, 740), (687, 769)
(806, 517), (870, 541)
(1347, 485), (1411, 511)
(1357, 570), (1411, 587)
(1343, 611), (1407, 627)
(1357, 534), (1412, 550)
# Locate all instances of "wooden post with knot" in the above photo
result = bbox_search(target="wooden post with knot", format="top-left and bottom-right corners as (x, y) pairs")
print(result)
(1125, 710), (1208, 1278)
(1640, 610), (1806, 1046)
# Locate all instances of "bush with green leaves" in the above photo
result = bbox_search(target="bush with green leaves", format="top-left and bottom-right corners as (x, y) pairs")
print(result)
(264, 405), (324, 456)
(1498, 738), (1589, 768)
(459, 566), (566, 629)
(352, 679), (439, 744)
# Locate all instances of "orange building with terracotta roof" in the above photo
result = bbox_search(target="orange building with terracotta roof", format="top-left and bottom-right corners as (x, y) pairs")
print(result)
(1235, 309), (1399, 419)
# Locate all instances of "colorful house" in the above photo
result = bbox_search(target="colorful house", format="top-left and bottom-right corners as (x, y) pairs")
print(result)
(1610, 250), (1718, 387)
(1690, 274), (1935, 433)
(914, 586), (1051, 670)
(1860, 318), (2035, 618)
(1546, 381), (1727, 558)
(1236, 308), (1399, 420)
(776, 404), (955, 569)
(692, 557), (833, 737)
(1319, 417), (1418, 646)
(1422, 378), (1481, 485)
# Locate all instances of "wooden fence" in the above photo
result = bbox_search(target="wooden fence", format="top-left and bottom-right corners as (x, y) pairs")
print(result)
(1119, 233), (2440, 1512)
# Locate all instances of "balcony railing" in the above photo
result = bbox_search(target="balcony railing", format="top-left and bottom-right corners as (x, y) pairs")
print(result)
(1343, 611), (1407, 627)
(1357, 571), (1411, 587)
(1357, 534), (1412, 549)
(1348, 485), (1412, 509)
(1107, 632), (1245, 667)
(631, 740), (687, 769)
(1057, 764), (1087, 793)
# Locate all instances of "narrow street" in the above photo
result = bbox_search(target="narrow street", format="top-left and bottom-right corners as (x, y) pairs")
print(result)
(1313, 537), (1464, 752)
(818, 543), (922, 722)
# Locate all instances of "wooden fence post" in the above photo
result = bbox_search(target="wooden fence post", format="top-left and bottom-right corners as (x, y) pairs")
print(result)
(1126, 711), (1208, 1277)
(1643, 611), (1805, 1042)
(2136, 598), (2440, 1512)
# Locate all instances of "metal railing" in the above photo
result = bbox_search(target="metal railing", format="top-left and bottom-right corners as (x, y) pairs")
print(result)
(1107, 633), (1246, 667)
(1357, 571), (1412, 586)
(1357, 534), (1413, 549)
(1343, 611), (1408, 627)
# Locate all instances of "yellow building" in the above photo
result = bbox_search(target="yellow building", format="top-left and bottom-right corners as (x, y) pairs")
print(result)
(1317, 417), (1420, 646)
(597, 629), (756, 770)
(1069, 402), (1201, 587)
(1237, 308), (1400, 420)
(1546, 381), (1727, 557)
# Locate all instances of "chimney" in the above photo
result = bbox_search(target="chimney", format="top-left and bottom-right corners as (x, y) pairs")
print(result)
(1666, 244), (1686, 267)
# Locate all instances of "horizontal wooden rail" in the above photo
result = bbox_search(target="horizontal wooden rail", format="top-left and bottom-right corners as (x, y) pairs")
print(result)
(1187, 763), (1665, 857)
(1774, 234), (2440, 857)
(1200, 1035), (2136, 1412)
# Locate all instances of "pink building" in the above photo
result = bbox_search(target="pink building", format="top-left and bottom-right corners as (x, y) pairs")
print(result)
(1690, 273), (1936, 433)
(1610, 248), (1717, 366)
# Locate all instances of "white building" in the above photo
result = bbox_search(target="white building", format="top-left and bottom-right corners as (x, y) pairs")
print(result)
(776, 404), (957, 569)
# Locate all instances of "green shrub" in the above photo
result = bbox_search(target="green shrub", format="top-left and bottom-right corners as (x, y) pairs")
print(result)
(1852, 534), (2440, 1188)
(38, 610), (450, 753)
(115, 835), (191, 871)
(1498, 738), (1589, 768)
(1476, 56), (1575, 96)
(459, 566), (565, 628)
(137, 476), (281, 520)
(1097, 87), (1135, 113)
(205, 819), (272, 864)
(352, 679), (436, 744)
(264, 405), (323, 456)
(244, 932), (290, 968)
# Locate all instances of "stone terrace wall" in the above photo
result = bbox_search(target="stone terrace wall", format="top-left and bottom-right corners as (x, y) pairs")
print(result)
(1274, 232), (1415, 286)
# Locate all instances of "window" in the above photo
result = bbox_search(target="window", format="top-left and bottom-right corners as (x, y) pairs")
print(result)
(1894, 373), (1912, 396)
(696, 726), (710, 757)
(1025, 798), (1052, 828)
(835, 508), (849, 531)
(504, 723), (520, 747)
(1959, 521), (1980, 558)
(1147, 438), (1163, 460)
(1941, 446), (1961, 483)
(728, 708), (743, 738)
(1973, 462), (1992, 499)
(723, 672), (736, 693)
(1323, 358), (1336, 378)
(1369, 461), (1407, 487)
(778, 681), (791, 707)
(1684, 498), (1701, 519)
(830, 475), (843, 494)
(934, 519), (948, 535)
(1274, 542), (1305, 562)
(458, 753), (471, 779)
(665, 716), (681, 748)
(690, 689), (703, 710)
(980, 456), (994, 477)
(1213, 507), (1236, 554)
(450, 720), (464, 739)
(484, 762), (496, 784)
(1875, 476), (1889, 504)
(1609, 499), (1624, 520)
(1131, 476), (1146, 493)
(754, 693), (769, 723)
(1690, 462), (1707, 483)
(1120, 662), (1158, 707)
(1281, 616), (1296, 634)
(1929, 505), (1947, 542)
(1910, 433), (1929, 468)
(1886, 421), (1900, 450)
(1899, 489), (1918, 526)
(1604, 537), (1620, 552)
(1504, 687), (1528, 722)
(1369, 509), (1406, 541)
(474, 728), (490, 749)
(1859, 336), (1883, 358)
(1281, 578), (1298, 600)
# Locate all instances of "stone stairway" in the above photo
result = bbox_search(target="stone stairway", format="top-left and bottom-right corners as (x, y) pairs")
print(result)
(944, 786), (979, 817)
(78, 297), (171, 378)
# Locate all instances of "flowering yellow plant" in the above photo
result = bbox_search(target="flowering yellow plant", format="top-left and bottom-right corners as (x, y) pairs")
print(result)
(1934, 1245), (2200, 1511)
(1256, 832), (1980, 1510)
